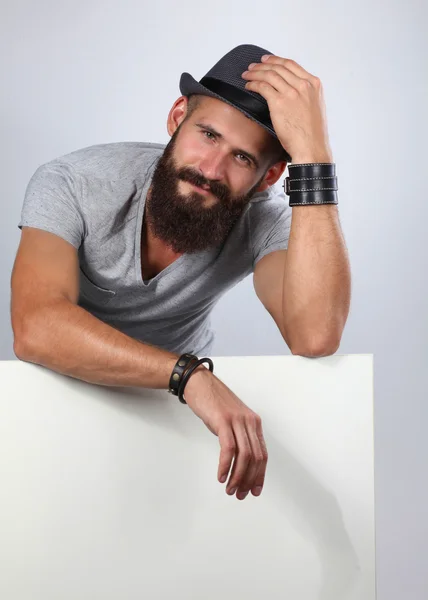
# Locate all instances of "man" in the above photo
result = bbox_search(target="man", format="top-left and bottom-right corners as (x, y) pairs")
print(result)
(10, 44), (351, 502)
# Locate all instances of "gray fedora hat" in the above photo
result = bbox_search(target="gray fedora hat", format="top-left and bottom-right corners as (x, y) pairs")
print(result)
(179, 43), (292, 163)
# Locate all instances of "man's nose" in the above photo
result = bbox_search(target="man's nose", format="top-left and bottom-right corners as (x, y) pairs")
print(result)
(198, 152), (227, 183)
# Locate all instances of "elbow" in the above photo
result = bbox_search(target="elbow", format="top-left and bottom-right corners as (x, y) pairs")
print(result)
(13, 336), (35, 362)
(12, 314), (42, 362)
(290, 336), (340, 358)
(13, 337), (26, 360)
(12, 317), (27, 360)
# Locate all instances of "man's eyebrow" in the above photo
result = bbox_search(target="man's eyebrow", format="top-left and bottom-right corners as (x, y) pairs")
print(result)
(195, 123), (261, 169)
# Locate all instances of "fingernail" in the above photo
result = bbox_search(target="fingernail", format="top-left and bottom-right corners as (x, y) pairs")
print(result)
(240, 492), (249, 500)
(220, 474), (227, 483)
(261, 55), (269, 61)
(229, 487), (237, 495)
(253, 486), (262, 496)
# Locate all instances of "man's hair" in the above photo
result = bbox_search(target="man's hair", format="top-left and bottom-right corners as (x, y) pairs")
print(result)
(184, 94), (288, 168)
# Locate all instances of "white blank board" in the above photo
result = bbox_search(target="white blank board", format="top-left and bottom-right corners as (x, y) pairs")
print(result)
(0, 355), (375, 600)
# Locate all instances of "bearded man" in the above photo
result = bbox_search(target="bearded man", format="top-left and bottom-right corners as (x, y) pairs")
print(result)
(11, 44), (350, 501)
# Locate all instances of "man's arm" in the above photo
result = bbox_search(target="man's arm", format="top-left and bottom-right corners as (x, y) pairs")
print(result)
(11, 227), (182, 387)
(253, 205), (351, 357)
(11, 227), (270, 499)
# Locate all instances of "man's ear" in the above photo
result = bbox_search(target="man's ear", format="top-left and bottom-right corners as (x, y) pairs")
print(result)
(256, 161), (288, 193)
(167, 96), (189, 137)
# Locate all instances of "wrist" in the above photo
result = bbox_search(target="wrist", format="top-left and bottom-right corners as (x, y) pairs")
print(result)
(184, 363), (212, 394)
(291, 148), (333, 165)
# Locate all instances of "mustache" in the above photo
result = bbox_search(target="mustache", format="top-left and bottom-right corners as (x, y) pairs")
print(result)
(177, 167), (230, 202)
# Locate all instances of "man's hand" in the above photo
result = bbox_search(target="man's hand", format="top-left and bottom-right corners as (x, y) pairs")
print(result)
(184, 367), (268, 500)
(241, 54), (333, 163)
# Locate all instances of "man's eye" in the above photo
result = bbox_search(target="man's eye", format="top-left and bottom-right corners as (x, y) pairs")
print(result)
(202, 131), (250, 166)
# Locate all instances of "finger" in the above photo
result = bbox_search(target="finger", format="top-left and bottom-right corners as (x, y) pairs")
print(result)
(236, 414), (265, 499)
(244, 77), (279, 101)
(262, 55), (316, 81)
(217, 422), (236, 484)
(251, 417), (268, 496)
(245, 63), (304, 92)
(226, 419), (252, 495)
(243, 68), (287, 94)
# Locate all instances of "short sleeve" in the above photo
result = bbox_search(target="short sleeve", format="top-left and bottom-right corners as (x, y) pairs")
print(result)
(18, 161), (86, 249)
(249, 186), (292, 270)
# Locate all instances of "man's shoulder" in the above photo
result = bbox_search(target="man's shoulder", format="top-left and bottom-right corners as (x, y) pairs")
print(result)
(248, 183), (289, 214)
(248, 181), (285, 203)
(54, 140), (166, 160)
(246, 183), (292, 234)
(46, 141), (166, 179)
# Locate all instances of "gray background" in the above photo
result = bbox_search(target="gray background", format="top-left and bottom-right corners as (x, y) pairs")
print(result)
(1, 1), (426, 598)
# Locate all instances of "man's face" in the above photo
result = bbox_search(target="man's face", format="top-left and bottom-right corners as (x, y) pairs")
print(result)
(145, 96), (273, 254)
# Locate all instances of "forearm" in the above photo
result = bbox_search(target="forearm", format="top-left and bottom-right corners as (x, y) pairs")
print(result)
(282, 204), (351, 353)
(13, 299), (182, 389)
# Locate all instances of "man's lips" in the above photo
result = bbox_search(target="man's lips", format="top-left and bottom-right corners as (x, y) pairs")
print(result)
(189, 182), (211, 195)
(181, 178), (225, 200)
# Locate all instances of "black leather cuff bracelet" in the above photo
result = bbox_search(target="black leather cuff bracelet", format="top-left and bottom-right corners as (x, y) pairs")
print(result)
(283, 162), (338, 206)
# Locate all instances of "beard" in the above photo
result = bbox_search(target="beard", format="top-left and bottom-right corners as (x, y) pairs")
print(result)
(144, 125), (266, 254)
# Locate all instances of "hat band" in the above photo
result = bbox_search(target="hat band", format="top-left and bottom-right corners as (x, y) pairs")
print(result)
(200, 76), (273, 129)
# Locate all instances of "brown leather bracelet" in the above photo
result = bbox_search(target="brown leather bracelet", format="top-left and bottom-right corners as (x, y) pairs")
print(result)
(178, 357), (214, 404)
(168, 353), (199, 397)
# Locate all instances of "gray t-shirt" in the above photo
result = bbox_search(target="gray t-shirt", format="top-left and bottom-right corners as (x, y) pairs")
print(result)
(18, 141), (292, 356)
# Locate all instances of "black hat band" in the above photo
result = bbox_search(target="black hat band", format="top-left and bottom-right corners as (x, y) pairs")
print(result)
(200, 76), (274, 131)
